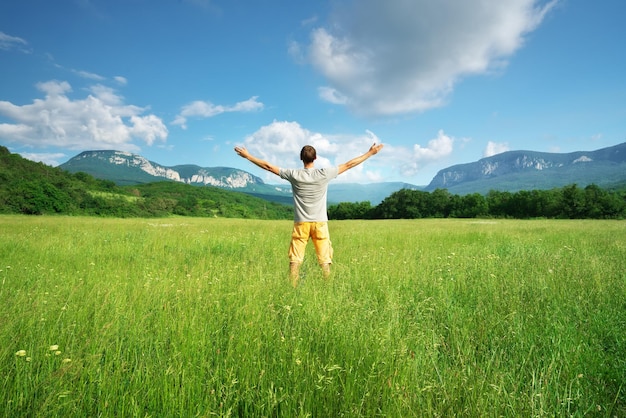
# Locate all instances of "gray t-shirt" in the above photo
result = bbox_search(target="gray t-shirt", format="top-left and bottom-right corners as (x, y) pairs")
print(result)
(279, 167), (339, 222)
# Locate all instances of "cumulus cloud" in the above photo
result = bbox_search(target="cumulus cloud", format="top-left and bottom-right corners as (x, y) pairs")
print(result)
(88, 84), (124, 106)
(389, 130), (457, 178)
(18, 152), (67, 167)
(239, 120), (385, 182)
(0, 80), (168, 151)
(173, 96), (264, 129)
(484, 141), (510, 157)
(414, 131), (454, 160)
(300, 0), (557, 116)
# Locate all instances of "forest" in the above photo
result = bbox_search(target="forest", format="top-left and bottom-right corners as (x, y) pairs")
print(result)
(328, 185), (626, 219)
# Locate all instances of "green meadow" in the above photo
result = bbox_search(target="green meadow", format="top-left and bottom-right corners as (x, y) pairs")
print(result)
(1, 215), (625, 417)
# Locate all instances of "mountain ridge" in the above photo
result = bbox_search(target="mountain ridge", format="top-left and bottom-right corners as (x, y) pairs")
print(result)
(425, 142), (626, 194)
(61, 150), (267, 188)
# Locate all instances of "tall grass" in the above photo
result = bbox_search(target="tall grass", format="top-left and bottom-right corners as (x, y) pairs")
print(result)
(1, 216), (624, 417)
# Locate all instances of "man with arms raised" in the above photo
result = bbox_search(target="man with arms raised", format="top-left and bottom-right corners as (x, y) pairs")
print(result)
(234, 143), (384, 287)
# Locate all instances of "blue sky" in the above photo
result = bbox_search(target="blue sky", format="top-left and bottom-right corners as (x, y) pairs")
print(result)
(1, 0), (625, 185)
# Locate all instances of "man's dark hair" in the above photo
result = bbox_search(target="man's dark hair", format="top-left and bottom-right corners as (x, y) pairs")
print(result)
(300, 145), (316, 164)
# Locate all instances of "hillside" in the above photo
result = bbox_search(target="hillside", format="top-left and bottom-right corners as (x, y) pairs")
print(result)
(0, 146), (292, 219)
(426, 142), (626, 194)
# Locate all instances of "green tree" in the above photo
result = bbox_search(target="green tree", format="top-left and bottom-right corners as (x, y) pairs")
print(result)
(374, 189), (432, 219)
(329, 201), (373, 219)
(430, 188), (453, 217)
(561, 184), (585, 218)
(454, 193), (488, 218)
(583, 184), (626, 218)
(486, 190), (513, 218)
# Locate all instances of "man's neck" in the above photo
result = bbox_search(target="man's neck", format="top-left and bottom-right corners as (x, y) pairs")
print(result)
(303, 162), (315, 169)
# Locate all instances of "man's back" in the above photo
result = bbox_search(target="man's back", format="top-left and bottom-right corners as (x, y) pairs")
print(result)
(279, 167), (339, 222)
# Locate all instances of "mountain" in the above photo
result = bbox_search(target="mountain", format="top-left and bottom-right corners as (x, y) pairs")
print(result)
(60, 150), (285, 194)
(425, 142), (626, 194)
(59, 150), (420, 204)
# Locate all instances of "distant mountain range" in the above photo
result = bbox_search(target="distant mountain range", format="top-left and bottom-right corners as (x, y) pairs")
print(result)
(59, 142), (626, 203)
(425, 142), (626, 194)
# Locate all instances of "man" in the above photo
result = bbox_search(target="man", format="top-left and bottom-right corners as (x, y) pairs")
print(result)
(234, 142), (383, 286)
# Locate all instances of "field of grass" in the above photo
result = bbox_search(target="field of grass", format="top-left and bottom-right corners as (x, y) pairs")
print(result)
(1, 215), (625, 417)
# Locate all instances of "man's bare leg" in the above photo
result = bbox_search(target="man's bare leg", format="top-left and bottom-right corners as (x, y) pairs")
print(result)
(289, 262), (300, 287)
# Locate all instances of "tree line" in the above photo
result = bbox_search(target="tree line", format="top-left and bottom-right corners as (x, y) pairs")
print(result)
(329, 185), (626, 220)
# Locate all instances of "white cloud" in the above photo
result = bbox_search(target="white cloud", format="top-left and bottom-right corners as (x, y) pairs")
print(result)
(0, 31), (30, 53)
(88, 84), (124, 105)
(130, 115), (168, 146)
(388, 130), (457, 177)
(302, 0), (557, 116)
(43, 54), (125, 86)
(239, 120), (385, 182)
(484, 141), (510, 157)
(301, 15), (319, 27)
(288, 41), (305, 64)
(0, 80), (167, 151)
(318, 86), (348, 105)
(173, 96), (264, 129)
(38, 80), (72, 96)
(19, 152), (67, 167)
(73, 69), (106, 81)
(414, 130), (454, 160)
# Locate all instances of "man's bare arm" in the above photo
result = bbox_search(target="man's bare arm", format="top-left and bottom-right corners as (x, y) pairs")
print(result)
(338, 143), (384, 175)
(234, 146), (280, 176)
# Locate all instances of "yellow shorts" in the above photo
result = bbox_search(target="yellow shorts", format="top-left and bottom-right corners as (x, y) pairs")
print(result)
(288, 222), (333, 265)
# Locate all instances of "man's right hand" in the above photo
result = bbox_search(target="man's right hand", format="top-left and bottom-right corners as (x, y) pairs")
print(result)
(234, 146), (250, 159)
(338, 142), (384, 175)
